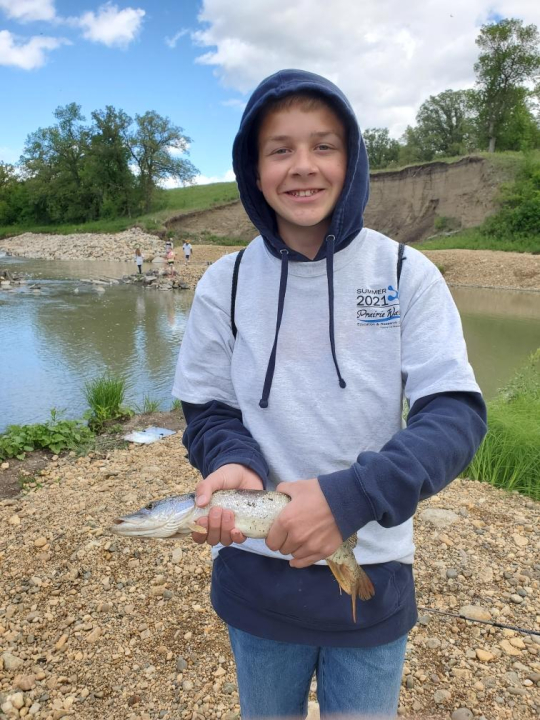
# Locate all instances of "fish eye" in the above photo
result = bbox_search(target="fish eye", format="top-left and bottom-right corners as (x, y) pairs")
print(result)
(145, 502), (155, 511)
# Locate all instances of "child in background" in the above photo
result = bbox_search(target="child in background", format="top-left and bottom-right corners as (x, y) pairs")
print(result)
(173, 69), (487, 719)
(166, 248), (176, 275)
(183, 241), (192, 264)
(134, 247), (143, 274)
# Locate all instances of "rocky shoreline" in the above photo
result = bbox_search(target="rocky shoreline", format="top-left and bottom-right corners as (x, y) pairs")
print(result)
(1, 231), (540, 292)
(0, 439), (538, 720)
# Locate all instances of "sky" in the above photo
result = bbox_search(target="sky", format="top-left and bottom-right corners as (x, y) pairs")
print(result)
(2, 0), (540, 186)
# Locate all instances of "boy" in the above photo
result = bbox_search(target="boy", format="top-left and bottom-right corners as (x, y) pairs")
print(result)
(183, 240), (192, 264)
(173, 69), (486, 719)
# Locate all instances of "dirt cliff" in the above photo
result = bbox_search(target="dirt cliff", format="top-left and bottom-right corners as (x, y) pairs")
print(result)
(166, 156), (508, 244)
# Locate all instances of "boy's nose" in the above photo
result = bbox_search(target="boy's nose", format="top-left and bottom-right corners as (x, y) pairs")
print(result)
(290, 148), (317, 176)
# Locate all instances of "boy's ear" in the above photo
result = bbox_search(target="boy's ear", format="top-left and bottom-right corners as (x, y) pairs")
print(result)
(255, 169), (261, 192)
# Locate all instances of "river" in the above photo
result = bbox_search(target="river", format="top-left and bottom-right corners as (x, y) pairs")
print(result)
(1, 256), (539, 433)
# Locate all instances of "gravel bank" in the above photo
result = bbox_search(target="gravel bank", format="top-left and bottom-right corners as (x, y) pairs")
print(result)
(1, 232), (539, 292)
(1, 438), (538, 720)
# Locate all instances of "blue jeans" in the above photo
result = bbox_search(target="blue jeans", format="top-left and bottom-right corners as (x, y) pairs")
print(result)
(228, 626), (407, 719)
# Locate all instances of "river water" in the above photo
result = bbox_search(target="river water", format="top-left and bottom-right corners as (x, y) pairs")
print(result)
(1, 256), (539, 433)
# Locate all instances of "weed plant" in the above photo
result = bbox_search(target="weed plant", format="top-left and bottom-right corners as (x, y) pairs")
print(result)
(171, 398), (182, 412)
(84, 374), (132, 430)
(0, 411), (94, 460)
(137, 394), (161, 414)
(466, 349), (540, 500)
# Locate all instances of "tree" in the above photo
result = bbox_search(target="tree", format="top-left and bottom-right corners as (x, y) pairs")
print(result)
(363, 128), (400, 169)
(19, 103), (92, 222)
(415, 89), (479, 157)
(127, 111), (198, 212)
(88, 106), (135, 217)
(475, 18), (540, 152)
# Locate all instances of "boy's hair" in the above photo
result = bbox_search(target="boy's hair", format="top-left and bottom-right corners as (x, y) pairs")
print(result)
(249, 90), (348, 163)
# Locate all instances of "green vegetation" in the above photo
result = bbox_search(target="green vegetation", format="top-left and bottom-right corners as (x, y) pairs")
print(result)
(137, 394), (161, 414)
(171, 398), (182, 412)
(0, 103), (197, 230)
(466, 350), (540, 500)
(0, 411), (94, 461)
(84, 374), (132, 431)
(0, 181), (240, 240)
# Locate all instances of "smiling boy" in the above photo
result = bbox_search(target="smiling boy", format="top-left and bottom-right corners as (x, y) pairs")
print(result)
(173, 70), (487, 718)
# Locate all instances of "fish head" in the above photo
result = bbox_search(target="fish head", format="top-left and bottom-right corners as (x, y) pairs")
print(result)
(110, 493), (196, 538)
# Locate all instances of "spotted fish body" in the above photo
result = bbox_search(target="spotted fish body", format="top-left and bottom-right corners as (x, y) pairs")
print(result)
(110, 489), (375, 621)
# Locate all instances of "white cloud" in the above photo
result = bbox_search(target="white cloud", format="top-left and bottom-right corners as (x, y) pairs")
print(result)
(161, 168), (236, 189)
(193, 168), (236, 185)
(193, 0), (540, 138)
(0, 0), (56, 22)
(0, 29), (68, 69)
(165, 28), (189, 49)
(221, 98), (247, 111)
(77, 2), (145, 48)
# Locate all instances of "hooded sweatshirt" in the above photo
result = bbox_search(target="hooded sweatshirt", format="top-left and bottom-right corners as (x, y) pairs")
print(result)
(173, 69), (487, 646)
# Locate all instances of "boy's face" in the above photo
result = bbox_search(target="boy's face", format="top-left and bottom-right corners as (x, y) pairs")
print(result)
(257, 104), (347, 243)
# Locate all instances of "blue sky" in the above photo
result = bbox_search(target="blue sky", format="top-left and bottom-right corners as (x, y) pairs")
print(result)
(1, 0), (539, 185)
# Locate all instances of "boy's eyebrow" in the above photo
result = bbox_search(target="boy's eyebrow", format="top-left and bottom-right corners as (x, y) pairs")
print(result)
(263, 131), (341, 144)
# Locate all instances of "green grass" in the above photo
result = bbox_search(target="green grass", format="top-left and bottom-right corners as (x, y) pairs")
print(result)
(466, 349), (540, 500)
(0, 182), (241, 240)
(419, 227), (540, 254)
(84, 374), (132, 430)
(171, 398), (182, 412)
(136, 394), (161, 414)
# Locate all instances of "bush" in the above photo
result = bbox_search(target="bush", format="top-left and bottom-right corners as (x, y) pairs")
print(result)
(0, 412), (94, 460)
(466, 349), (540, 500)
(84, 374), (132, 430)
(482, 156), (540, 240)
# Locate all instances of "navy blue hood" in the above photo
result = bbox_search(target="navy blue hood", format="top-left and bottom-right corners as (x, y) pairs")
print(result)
(233, 69), (370, 262)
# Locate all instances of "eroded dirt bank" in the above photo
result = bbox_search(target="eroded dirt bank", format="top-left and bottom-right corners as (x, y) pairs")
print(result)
(0, 436), (539, 720)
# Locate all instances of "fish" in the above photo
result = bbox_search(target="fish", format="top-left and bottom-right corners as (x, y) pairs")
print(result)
(110, 489), (375, 622)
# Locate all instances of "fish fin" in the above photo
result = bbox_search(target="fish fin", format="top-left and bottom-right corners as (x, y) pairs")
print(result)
(188, 522), (207, 535)
(326, 560), (375, 624)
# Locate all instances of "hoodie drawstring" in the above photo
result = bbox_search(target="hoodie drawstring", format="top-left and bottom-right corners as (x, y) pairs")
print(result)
(259, 240), (347, 409)
(325, 235), (347, 390)
(259, 249), (289, 408)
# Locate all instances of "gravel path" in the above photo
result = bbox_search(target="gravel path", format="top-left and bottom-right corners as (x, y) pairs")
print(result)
(1, 437), (538, 720)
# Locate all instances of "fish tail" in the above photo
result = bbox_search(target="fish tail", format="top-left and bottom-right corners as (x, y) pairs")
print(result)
(326, 555), (375, 624)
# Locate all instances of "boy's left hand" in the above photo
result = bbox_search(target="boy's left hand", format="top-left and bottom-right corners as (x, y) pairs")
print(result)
(266, 479), (342, 568)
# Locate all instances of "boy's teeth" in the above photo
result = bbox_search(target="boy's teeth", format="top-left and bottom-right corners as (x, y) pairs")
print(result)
(290, 189), (319, 197)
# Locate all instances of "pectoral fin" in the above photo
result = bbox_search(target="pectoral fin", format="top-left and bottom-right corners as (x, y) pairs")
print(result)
(188, 522), (208, 534)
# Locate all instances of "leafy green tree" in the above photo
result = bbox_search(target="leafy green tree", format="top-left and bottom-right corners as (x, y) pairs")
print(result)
(88, 106), (136, 218)
(415, 89), (479, 157)
(363, 128), (400, 169)
(20, 103), (93, 223)
(475, 18), (540, 152)
(127, 111), (198, 212)
(397, 125), (434, 165)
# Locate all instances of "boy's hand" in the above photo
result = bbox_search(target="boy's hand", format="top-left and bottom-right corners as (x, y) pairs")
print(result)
(266, 479), (342, 567)
(192, 464), (263, 547)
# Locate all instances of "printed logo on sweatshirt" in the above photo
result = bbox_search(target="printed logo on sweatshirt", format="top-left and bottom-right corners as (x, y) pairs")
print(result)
(357, 285), (400, 327)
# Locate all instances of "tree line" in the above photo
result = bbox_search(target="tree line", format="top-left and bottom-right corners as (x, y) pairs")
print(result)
(0, 105), (198, 226)
(1, 17), (539, 227)
(365, 18), (540, 168)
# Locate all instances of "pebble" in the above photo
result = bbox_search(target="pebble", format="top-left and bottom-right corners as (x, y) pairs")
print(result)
(434, 689), (451, 704)
(476, 649), (495, 662)
(460, 604), (492, 622)
(451, 710), (474, 720)
(418, 508), (459, 528)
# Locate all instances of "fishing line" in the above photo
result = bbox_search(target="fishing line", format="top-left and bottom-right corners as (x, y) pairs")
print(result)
(417, 606), (540, 637)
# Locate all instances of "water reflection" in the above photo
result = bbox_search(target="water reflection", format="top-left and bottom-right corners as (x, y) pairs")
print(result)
(1, 256), (539, 431)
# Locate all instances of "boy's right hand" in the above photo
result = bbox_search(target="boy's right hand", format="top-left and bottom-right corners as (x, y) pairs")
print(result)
(192, 464), (263, 547)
